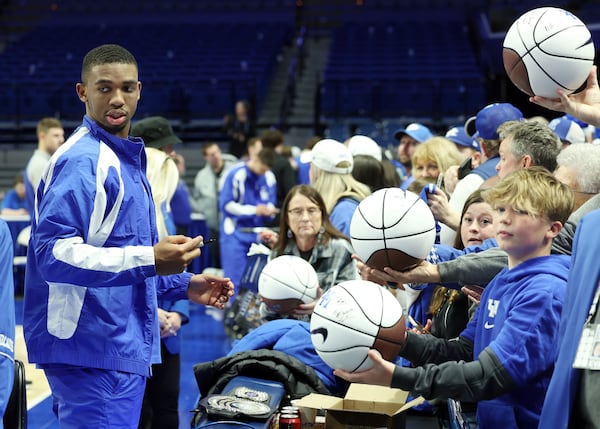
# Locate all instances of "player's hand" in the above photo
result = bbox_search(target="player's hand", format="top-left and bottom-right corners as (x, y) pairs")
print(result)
(333, 349), (395, 386)
(530, 65), (600, 128)
(154, 235), (203, 275)
(187, 273), (234, 309)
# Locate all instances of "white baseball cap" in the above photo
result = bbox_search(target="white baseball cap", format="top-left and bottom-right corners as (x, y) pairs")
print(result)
(549, 116), (586, 144)
(347, 135), (382, 161)
(311, 139), (354, 174)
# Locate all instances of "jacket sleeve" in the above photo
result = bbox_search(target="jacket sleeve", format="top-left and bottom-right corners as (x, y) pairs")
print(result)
(437, 247), (508, 286)
(0, 221), (15, 416)
(401, 331), (474, 365)
(157, 272), (193, 302)
(33, 151), (157, 288)
(391, 346), (515, 402)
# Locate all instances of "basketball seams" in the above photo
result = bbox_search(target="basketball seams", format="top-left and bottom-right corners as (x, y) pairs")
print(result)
(260, 271), (309, 295)
(351, 226), (436, 241)
(311, 309), (377, 342)
(339, 283), (380, 326)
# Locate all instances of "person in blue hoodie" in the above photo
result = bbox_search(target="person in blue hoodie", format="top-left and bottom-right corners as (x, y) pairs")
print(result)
(0, 220), (15, 428)
(23, 44), (234, 429)
(334, 167), (573, 429)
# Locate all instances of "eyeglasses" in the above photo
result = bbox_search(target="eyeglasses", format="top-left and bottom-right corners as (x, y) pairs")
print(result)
(288, 207), (321, 218)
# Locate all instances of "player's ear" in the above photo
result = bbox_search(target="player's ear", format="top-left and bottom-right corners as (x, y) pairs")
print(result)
(76, 83), (87, 103)
(521, 155), (533, 168)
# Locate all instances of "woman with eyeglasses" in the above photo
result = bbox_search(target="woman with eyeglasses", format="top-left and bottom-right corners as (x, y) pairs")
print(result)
(260, 185), (359, 319)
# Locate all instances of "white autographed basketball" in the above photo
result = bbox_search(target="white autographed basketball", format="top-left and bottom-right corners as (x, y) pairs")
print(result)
(310, 280), (406, 372)
(503, 7), (595, 98)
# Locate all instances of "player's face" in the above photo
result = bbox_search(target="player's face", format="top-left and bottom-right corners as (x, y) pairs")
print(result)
(496, 138), (525, 179)
(287, 194), (322, 241)
(76, 63), (141, 139)
(460, 202), (494, 247)
(493, 203), (555, 266)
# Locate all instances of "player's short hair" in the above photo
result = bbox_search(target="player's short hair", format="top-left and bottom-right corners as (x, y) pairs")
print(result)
(81, 44), (137, 82)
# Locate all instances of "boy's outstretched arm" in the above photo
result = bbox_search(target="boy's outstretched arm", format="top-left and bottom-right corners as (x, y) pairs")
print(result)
(335, 347), (515, 403)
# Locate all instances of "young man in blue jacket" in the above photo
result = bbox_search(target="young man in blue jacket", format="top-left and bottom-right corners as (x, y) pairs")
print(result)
(335, 167), (573, 429)
(23, 44), (234, 429)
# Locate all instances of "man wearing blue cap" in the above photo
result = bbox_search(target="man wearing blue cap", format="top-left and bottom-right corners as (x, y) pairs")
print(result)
(548, 115), (586, 148)
(392, 122), (433, 190)
(432, 103), (523, 245)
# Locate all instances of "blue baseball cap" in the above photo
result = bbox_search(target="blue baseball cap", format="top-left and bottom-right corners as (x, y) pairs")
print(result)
(564, 113), (590, 130)
(445, 126), (481, 152)
(464, 103), (524, 140)
(549, 116), (586, 144)
(393, 123), (433, 143)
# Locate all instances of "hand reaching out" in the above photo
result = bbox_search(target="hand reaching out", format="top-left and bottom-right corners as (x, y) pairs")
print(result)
(530, 65), (600, 128)
(461, 285), (484, 306)
(353, 254), (441, 286)
(333, 349), (396, 386)
(293, 287), (323, 316)
(187, 273), (235, 309)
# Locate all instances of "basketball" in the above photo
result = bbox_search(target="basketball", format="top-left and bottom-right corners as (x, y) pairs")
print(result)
(257, 255), (319, 315)
(350, 187), (436, 272)
(502, 7), (595, 98)
(310, 280), (406, 372)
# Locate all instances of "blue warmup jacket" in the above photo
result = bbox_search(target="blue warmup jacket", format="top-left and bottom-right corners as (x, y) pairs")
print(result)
(538, 210), (600, 428)
(0, 220), (15, 425)
(23, 116), (192, 377)
(219, 162), (277, 287)
(461, 254), (569, 429)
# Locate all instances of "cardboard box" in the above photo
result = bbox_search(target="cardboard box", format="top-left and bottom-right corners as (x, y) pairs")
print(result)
(293, 384), (425, 429)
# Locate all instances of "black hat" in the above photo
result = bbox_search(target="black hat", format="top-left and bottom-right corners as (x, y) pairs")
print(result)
(131, 116), (181, 149)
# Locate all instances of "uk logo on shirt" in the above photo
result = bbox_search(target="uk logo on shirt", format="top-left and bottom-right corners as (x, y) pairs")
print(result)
(484, 299), (500, 329)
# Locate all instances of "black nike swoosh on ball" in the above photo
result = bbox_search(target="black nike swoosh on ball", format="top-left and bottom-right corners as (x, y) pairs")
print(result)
(310, 327), (328, 342)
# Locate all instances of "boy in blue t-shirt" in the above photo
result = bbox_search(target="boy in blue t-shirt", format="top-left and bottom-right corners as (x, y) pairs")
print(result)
(334, 167), (574, 429)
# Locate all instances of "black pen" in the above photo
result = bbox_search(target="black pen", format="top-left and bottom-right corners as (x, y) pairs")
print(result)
(198, 238), (217, 248)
